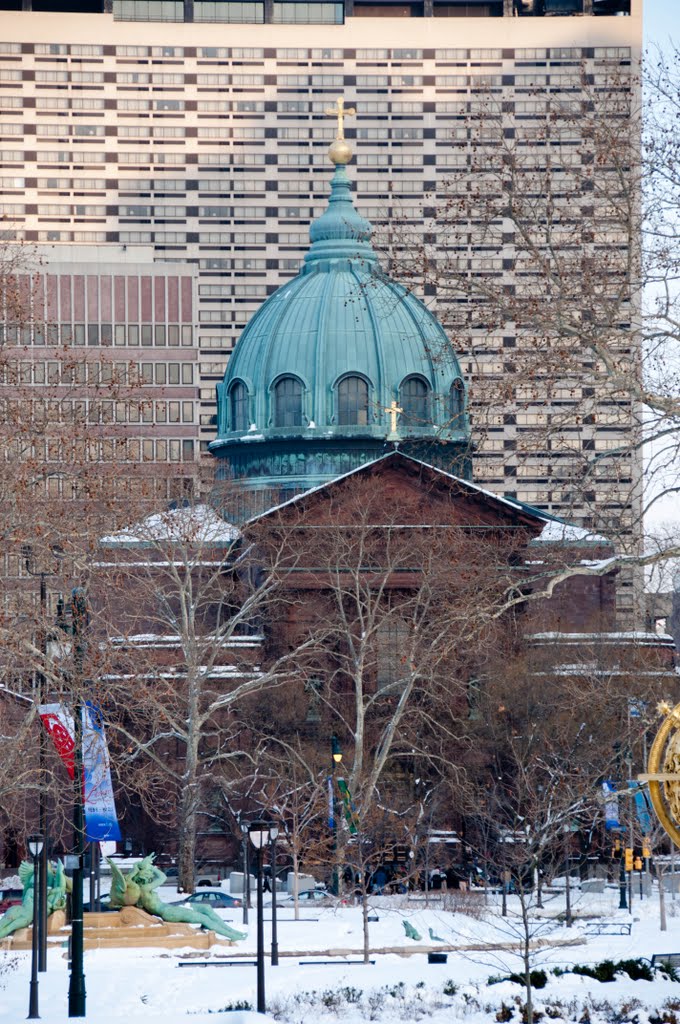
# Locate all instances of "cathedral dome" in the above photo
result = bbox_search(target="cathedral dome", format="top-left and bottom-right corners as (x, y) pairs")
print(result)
(210, 151), (470, 502)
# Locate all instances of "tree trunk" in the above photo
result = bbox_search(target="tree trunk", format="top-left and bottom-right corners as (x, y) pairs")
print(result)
(659, 865), (667, 932)
(292, 844), (300, 922)
(178, 726), (201, 893)
(520, 896), (533, 1024)
(178, 795), (197, 894)
(362, 889), (370, 964)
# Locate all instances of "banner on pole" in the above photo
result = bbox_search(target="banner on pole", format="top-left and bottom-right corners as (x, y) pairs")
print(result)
(336, 777), (358, 835)
(602, 780), (620, 830)
(39, 701), (121, 842)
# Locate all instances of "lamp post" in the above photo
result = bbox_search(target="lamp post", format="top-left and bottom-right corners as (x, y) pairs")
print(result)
(269, 825), (279, 967)
(248, 821), (273, 1014)
(68, 588), (87, 1019)
(331, 735), (342, 896)
(22, 543), (63, 974)
(240, 821), (249, 926)
(27, 833), (44, 1020)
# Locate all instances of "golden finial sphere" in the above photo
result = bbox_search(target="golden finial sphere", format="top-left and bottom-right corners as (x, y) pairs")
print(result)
(329, 138), (353, 165)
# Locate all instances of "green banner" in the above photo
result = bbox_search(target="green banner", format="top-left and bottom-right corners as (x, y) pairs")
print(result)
(336, 777), (358, 835)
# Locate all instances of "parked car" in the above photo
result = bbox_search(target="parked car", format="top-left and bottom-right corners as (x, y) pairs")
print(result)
(0, 888), (23, 913)
(278, 888), (335, 906)
(172, 888), (242, 910)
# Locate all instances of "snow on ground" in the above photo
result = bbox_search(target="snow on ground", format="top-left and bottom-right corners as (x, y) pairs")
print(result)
(3, 884), (680, 1023)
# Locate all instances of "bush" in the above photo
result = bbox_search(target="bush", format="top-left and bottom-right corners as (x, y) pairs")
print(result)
(572, 961), (617, 983)
(207, 1001), (252, 1013)
(571, 959), (654, 984)
(507, 970), (547, 990)
(443, 979), (458, 996)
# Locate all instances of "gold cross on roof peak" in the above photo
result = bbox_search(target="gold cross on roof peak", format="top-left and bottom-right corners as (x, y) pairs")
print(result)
(325, 96), (356, 140)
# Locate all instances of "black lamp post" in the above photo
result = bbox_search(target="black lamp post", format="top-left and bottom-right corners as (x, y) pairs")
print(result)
(68, 588), (87, 1019)
(270, 825), (279, 966)
(331, 735), (342, 896)
(248, 821), (273, 1014)
(27, 833), (44, 1020)
(22, 543), (63, 974)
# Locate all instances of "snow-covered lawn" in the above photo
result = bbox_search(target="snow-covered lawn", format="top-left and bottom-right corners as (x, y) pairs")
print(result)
(2, 885), (680, 1023)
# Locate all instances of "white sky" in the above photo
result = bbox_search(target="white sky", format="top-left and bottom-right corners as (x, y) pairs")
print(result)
(644, 0), (676, 50)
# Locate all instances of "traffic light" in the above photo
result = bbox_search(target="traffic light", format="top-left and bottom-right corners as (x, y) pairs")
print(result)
(643, 843), (651, 859)
(634, 857), (642, 871)
(624, 848), (633, 871)
(611, 838), (621, 858)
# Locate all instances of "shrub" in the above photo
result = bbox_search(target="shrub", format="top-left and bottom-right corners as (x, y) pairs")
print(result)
(572, 961), (617, 983)
(443, 979), (458, 996)
(496, 1003), (514, 1021)
(507, 970), (547, 990)
(572, 959), (654, 984)
(207, 1001), (252, 1014)
(340, 986), (363, 1004)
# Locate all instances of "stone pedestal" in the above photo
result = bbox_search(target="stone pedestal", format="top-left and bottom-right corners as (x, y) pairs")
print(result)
(1, 907), (235, 952)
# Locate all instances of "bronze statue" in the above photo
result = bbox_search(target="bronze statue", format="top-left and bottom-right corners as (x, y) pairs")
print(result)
(107, 855), (247, 941)
(0, 859), (68, 940)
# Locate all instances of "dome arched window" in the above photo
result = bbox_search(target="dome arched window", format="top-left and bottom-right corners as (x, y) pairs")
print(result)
(337, 375), (370, 426)
(449, 378), (465, 429)
(229, 380), (249, 432)
(399, 376), (430, 426)
(273, 376), (304, 428)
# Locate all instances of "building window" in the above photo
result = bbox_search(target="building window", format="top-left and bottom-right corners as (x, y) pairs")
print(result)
(399, 376), (430, 426)
(195, 1), (264, 20)
(337, 375), (369, 426)
(376, 619), (409, 692)
(273, 376), (303, 427)
(450, 378), (465, 429)
(113, 1), (184, 20)
(229, 380), (249, 431)
(272, 2), (343, 23)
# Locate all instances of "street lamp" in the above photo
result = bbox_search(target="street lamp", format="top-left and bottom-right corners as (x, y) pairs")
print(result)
(331, 735), (342, 896)
(22, 543), (63, 974)
(27, 833), (44, 1020)
(248, 821), (273, 1014)
(269, 825), (280, 967)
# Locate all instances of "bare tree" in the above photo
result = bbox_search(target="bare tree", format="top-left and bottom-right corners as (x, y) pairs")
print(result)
(380, 52), (680, 613)
(91, 485), (323, 892)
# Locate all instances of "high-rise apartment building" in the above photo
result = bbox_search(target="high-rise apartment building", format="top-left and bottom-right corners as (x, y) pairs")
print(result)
(0, 0), (641, 617)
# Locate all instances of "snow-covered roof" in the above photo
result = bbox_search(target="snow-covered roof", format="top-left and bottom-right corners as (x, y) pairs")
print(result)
(528, 631), (675, 644)
(532, 520), (609, 545)
(108, 633), (263, 648)
(101, 504), (240, 548)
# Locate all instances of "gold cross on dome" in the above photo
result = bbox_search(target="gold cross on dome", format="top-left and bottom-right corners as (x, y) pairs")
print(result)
(325, 96), (356, 140)
(385, 400), (403, 435)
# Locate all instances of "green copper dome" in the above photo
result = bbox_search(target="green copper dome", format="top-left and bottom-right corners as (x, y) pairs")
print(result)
(210, 160), (470, 506)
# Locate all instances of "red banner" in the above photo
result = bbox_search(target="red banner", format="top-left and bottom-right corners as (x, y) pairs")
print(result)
(39, 704), (75, 780)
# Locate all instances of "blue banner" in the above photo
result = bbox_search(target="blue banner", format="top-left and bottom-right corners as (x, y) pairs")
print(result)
(602, 781), (620, 830)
